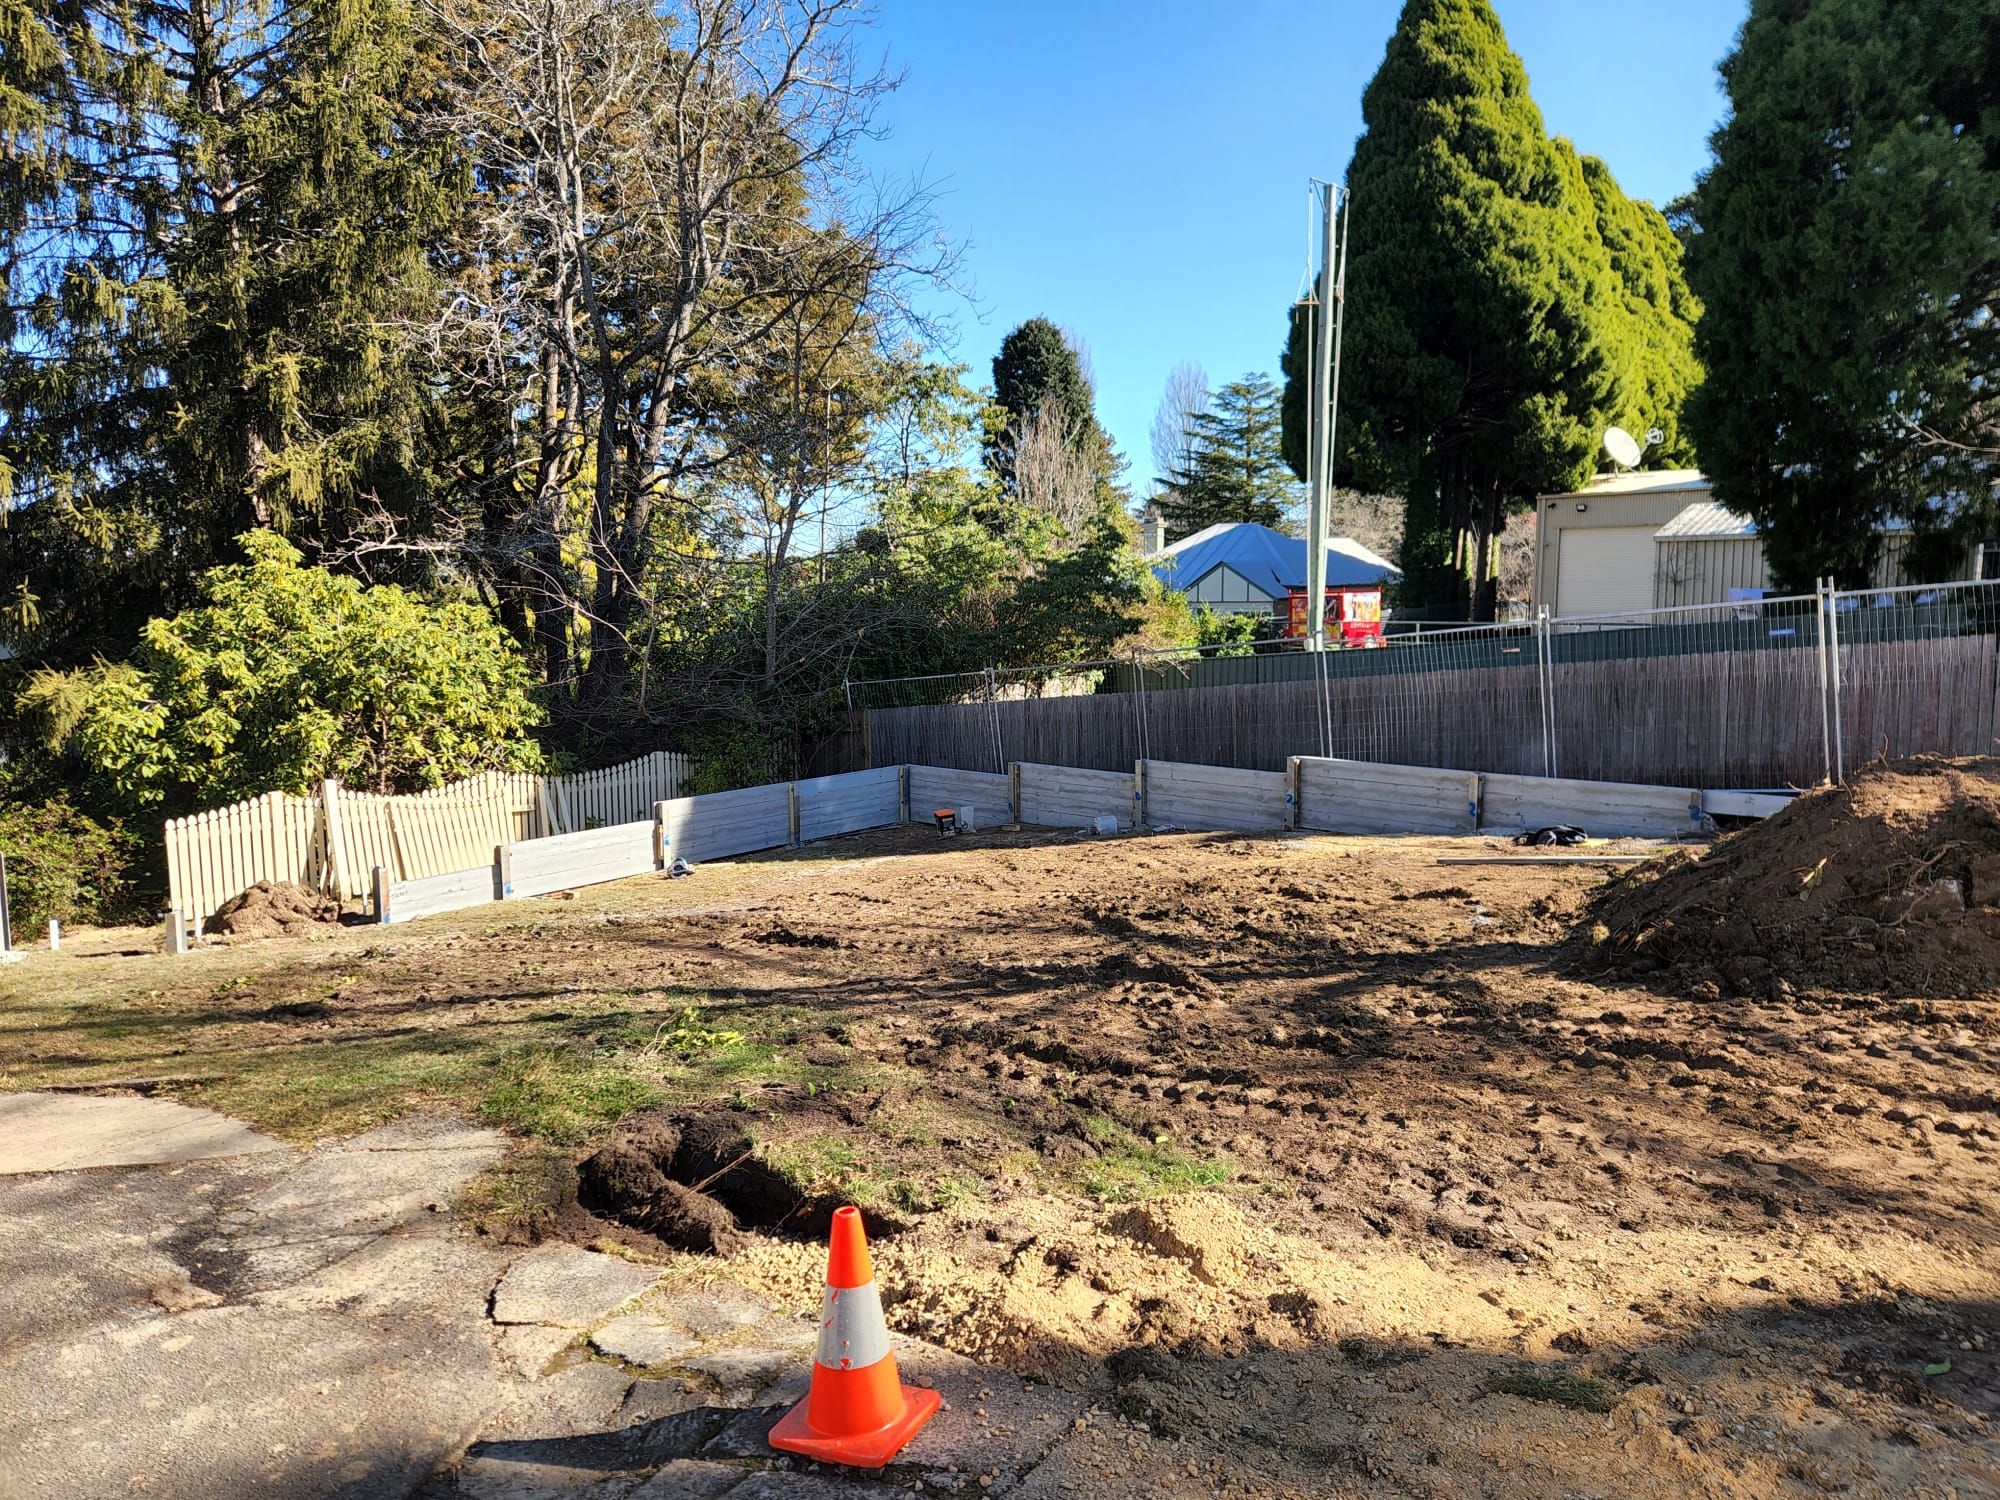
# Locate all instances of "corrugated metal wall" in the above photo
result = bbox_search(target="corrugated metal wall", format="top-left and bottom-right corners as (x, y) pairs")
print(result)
(1655, 538), (1771, 608)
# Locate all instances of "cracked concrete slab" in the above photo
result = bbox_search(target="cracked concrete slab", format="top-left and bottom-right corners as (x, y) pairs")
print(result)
(0, 1106), (515, 1500)
(198, 1116), (508, 1292)
(0, 1092), (289, 1174)
(0, 1094), (1089, 1500)
(0, 1152), (297, 1352)
(491, 1245), (661, 1329)
(0, 1300), (500, 1499)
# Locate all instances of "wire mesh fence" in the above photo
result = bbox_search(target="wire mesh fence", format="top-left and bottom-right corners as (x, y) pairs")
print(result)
(846, 578), (2000, 790)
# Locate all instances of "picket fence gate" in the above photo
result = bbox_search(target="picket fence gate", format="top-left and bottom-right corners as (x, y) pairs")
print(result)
(163, 751), (691, 921)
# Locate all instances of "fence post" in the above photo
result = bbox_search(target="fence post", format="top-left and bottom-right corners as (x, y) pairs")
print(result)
(1008, 762), (1022, 825)
(652, 804), (669, 870)
(1286, 757), (1303, 830)
(984, 667), (1004, 776)
(1535, 609), (1556, 779)
(1134, 760), (1147, 828)
(320, 779), (350, 901)
(787, 783), (801, 847)
(1814, 577), (1835, 786)
(1826, 580), (1846, 783)
(372, 866), (392, 924)
(1132, 651), (1151, 764)
(163, 909), (188, 956)
(1316, 645), (1333, 760)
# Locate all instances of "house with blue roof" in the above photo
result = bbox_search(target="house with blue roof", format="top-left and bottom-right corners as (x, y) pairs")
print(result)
(1142, 521), (1403, 640)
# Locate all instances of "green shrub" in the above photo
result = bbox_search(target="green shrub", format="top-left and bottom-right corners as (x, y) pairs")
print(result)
(18, 531), (546, 809)
(0, 796), (140, 931)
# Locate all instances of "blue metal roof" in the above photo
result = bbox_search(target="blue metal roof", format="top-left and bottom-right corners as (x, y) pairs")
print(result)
(1147, 522), (1402, 595)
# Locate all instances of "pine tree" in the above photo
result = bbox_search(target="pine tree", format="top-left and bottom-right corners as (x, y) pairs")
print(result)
(0, 0), (456, 666)
(1282, 0), (1698, 619)
(986, 316), (1130, 538)
(1157, 374), (1298, 538)
(991, 318), (1098, 446)
(1686, 0), (2000, 590)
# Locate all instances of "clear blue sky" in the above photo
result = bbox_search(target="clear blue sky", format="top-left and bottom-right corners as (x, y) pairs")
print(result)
(858, 0), (1748, 492)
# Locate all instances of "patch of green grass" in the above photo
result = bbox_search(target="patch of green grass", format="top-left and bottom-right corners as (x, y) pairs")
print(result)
(762, 1132), (884, 1205)
(1075, 1116), (1234, 1203)
(479, 1041), (666, 1144)
(458, 1140), (577, 1237)
(1489, 1367), (1616, 1413)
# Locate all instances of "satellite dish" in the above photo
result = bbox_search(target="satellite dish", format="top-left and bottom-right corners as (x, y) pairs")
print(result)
(1603, 427), (1642, 470)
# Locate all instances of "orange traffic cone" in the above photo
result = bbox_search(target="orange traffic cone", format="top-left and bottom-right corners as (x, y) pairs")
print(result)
(768, 1205), (941, 1468)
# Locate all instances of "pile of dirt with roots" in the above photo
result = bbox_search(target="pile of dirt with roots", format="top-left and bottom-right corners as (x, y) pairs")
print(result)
(573, 1109), (904, 1256)
(208, 881), (342, 940)
(1584, 756), (2000, 999)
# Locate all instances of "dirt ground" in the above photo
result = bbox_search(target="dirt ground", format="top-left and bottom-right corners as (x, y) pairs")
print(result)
(4, 777), (1998, 1498)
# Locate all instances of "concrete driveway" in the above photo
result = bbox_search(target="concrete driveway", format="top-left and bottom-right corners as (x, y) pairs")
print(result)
(0, 1095), (1077, 1500)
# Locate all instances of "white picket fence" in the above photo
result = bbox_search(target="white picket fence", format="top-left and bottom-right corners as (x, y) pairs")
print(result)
(164, 751), (691, 920)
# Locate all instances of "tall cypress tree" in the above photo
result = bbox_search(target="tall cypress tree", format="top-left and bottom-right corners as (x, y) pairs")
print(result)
(1283, 0), (1697, 619)
(1157, 374), (1297, 538)
(0, 0), (457, 666)
(986, 316), (1129, 531)
(1686, 0), (1999, 590)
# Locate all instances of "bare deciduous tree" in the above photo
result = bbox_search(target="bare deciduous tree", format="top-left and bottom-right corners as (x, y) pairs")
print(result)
(1149, 361), (1208, 490)
(1010, 407), (1098, 543)
(419, 0), (946, 725)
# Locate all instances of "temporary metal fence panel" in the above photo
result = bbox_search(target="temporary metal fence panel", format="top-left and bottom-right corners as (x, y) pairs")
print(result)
(1295, 758), (1476, 836)
(503, 820), (658, 900)
(796, 767), (903, 844)
(1136, 679), (1325, 773)
(658, 784), (795, 865)
(1018, 763), (1137, 829)
(909, 767), (1013, 823)
(1139, 760), (1291, 831)
(1480, 773), (1701, 840)
(382, 864), (502, 924)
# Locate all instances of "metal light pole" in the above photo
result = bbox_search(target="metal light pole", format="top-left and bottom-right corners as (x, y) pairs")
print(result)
(1305, 182), (1350, 653)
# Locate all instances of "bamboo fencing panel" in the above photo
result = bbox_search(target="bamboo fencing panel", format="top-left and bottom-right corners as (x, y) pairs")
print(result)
(865, 639), (1998, 792)
(164, 750), (693, 918)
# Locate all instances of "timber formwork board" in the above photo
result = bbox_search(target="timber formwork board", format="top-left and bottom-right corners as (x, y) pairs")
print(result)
(796, 767), (903, 844)
(1296, 757), (1477, 836)
(658, 785), (794, 865)
(1140, 760), (1291, 831)
(1018, 763), (1137, 829)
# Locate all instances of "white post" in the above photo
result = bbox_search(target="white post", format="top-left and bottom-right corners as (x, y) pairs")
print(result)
(164, 910), (188, 956)
(319, 779), (349, 901)
(46, 920), (59, 952)
(1536, 609), (1557, 779)
(0, 850), (11, 953)
(1304, 182), (1339, 654)
(1826, 581), (1845, 784)
(1814, 577), (1835, 787)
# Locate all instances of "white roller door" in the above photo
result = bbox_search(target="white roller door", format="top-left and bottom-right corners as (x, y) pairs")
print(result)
(1557, 527), (1658, 617)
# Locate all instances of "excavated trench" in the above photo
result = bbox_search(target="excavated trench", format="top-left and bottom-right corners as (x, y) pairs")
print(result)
(576, 1111), (905, 1253)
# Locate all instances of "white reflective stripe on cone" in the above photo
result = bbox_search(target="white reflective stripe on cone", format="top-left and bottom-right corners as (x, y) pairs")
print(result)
(814, 1281), (891, 1371)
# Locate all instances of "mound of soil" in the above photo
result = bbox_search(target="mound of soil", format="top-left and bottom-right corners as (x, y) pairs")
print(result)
(1587, 756), (2000, 997)
(209, 881), (341, 940)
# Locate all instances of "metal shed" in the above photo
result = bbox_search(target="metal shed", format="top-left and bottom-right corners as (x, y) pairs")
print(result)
(1653, 501), (1770, 607)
